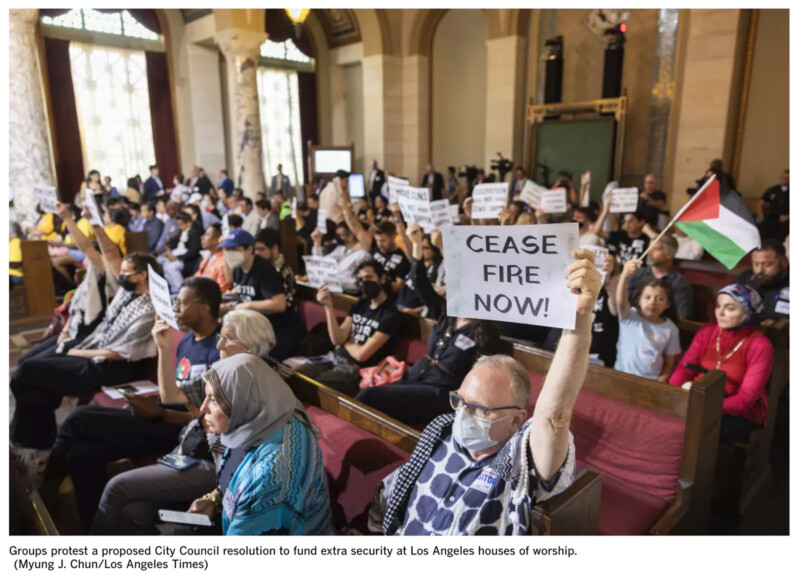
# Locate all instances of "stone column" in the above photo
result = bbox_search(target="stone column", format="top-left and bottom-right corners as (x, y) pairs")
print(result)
(216, 29), (268, 197)
(484, 35), (527, 172)
(9, 9), (57, 227)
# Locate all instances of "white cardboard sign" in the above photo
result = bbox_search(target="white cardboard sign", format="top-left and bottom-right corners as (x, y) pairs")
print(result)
(34, 185), (58, 214)
(84, 189), (104, 226)
(317, 208), (328, 234)
(387, 176), (409, 205)
(609, 188), (640, 213)
(581, 244), (609, 284)
(541, 188), (568, 214)
(303, 255), (342, 293)
(430, 199), (452, 229)
(291, 197), (297, 219)
(397, 186), (434, 232)
(442, 223), (580, 329)
(449, 204), (460, 223)
(471, 183), (509, 219)
(520, 180), (547, 209)
(147, 265), (180, 330)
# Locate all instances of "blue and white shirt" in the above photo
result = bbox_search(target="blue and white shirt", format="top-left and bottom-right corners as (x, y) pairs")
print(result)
(375, 418), (575, 535)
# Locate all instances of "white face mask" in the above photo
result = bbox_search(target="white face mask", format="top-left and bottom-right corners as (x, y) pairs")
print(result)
(452, 408), (513, 452)
(224, 250), (245, 269)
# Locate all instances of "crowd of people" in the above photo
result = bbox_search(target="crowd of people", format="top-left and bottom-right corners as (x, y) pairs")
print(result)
(8, 159), (789, 535)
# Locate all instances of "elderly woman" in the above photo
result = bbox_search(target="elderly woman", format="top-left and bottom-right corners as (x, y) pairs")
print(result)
(90, 310), (276, 535)
(188, 354), (333, 535)
(670, 285), (774, 442)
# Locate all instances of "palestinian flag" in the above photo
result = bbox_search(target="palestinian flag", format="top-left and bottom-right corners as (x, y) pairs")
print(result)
(674, 176), (761, 269)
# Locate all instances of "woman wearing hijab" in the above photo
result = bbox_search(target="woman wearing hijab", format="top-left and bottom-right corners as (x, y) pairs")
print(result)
(670, 284), (774, 443)
(187, 354), (333, 535)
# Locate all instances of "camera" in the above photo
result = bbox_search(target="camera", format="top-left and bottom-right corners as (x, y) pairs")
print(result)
(490, 153), (513, 183)
(458, 165), (479, 184)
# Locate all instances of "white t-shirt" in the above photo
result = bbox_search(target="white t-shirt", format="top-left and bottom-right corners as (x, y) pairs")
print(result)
(614, 308), (681, 380)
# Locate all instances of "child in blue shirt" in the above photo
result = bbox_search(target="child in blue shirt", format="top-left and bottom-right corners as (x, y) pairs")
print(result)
(614, 259), (681, 381)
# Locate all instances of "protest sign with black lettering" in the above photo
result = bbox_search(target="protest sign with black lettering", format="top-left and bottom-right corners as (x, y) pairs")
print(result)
(84, 189), (104, 226)
(609, 188), (639, 213)
(387, 176), (409, 205)
(317, 208), (328, 234)
(442, 223), (579, 329)
(540, 188), (568, 214)
(520, 180), (546, 209)
(147, 265), (179, 330)
(581, 244), (609, 284)
(303, 255), (342, 293)
(398, 186), (434, 232)
(34, 185), (58, 214)
(471, 183), (509, 219)
(430, 199), (452, 229)
(449, 204), (460, 223)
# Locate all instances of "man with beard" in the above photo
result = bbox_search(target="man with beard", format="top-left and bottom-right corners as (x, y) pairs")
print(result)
(625, 233), (693, 319)
(735, 239), (790, 320)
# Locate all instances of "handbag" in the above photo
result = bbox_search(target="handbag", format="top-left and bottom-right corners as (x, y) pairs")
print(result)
(358, 356), (408, 389)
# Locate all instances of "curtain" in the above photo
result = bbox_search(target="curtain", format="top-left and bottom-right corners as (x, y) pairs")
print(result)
(257, 68), (304, 192)
(69, 42), (157, 192)
(264, 9), (313, 57)
(297, 71), (318, 184)
(43, 37), (84, 201)
(145, 51), (179, 183)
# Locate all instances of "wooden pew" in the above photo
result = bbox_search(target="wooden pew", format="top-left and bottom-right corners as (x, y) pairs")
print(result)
(277, 364), (602, 535)
(280, 217), (299, 274)
(124, 231), (148, 255)
(16, 240), (57, 322)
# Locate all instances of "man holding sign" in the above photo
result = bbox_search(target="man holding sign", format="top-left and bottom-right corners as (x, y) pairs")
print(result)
(368, 248), (603, 535)
(309, 222), (370, 293)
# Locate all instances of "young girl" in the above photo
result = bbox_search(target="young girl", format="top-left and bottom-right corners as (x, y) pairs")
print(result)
(615, 259), (681, 381)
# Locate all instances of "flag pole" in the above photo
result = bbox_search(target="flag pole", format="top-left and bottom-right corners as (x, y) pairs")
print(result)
(638, 173), (717, 261)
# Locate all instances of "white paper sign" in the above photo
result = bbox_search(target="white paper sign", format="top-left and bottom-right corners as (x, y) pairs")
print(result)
(582, 244), (609, 284)
(471, 183), (509, 219)
(291, 197), (297, 219)
(84, 189), (104, 226)
(34, 185), (58, 214)
(541, 188), (568, 214)
(387, 176), (409, 205)
(609, 188), (640, 213)
(430, 199), (452, 229)
(442, 223), (580, 329)
(520, 180), (547, 209)
(317, 208), (328, 234)
(449, 204), (460, 223)
(303, 255), (342, 293)
(398, 186), (434, 232)
(147, 265), (179, 330)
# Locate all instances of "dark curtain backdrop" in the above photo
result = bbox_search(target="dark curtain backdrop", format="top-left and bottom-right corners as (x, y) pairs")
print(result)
(40, 9), (178, 194)
(264, 9), (313, 57)
(43, 37), (84, 201)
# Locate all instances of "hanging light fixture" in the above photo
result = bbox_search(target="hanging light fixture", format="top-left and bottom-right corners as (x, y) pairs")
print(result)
(285, 8), (310, 37)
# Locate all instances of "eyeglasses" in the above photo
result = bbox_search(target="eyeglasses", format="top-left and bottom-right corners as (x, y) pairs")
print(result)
(449, 391), (521, 420)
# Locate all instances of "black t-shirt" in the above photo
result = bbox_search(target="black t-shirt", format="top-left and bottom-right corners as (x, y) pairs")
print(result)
(395, 261), (440, 309)
(405, 316), (480, 389)
(607, 231), (650, 265)
(233, 255), (291, 329)
(343, 298), (401, 367)
(734, 270), (790, 320)
(370, 239), (411, 281)
(761, 185), (790, 239)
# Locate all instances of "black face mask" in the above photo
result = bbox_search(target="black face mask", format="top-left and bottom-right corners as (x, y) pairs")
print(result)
(118, 274), (138, 292)
(360, 280), (382, 300)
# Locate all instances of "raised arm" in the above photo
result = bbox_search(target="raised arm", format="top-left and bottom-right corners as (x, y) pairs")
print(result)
(151, 317), (188, 405)
(579, 171), (591, 207)
(615, 259), (639, 320)
(530, 249), (601, 482)
(317, 285), (351, 345)
(57, 203), (103, 270)
(93, 222), (123, 277)
(340, 194), (373, 252)
(393, 206), (414, 260)
(593, 194), (612, 239)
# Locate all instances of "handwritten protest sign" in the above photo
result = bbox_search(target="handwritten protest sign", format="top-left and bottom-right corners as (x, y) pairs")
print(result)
(148, 265), (179, 330)
(471, 183), (509, 219)
(520, 180), (547, 209)
(442, 223), (579, 329)
(540, 188), (568, 214)
(398, 186), (434, 232)
(291, 197), (297, 219)
(582, 244), (609, 284)
(84, 189), (104, 226)
(609, 188), (640, 213)
(430, 199), (452, 229)
(303, 255), (342, 293)
(449, 204), (460, 223)
(34, 185), (58, 214)
(317, 208), (328, 234)
(387, 176), (409, 205)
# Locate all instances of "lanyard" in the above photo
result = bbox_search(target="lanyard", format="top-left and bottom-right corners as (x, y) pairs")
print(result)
(715, 329), (748, 370)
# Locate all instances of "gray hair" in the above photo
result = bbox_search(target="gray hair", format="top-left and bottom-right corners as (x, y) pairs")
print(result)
(659, 233), (678, 256)
(222, 309), (276, 358)
(472, 354), (531, 411)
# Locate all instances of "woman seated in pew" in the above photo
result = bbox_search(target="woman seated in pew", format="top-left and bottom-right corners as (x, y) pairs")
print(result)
(298, 260), (401, 396)
(355, 224), (503, 427)
(186, 354), (332, 535)
(615, 258), (681, 381)
(392, 220), (444, 317)
(669, 285), (774, 443)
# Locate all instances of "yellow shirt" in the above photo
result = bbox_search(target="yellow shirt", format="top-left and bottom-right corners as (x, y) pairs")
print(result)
(36, 214), (62, 242)
(104, 223), (127, 256)
(65, 217), (95, 245)
(9, 237), (23, 278)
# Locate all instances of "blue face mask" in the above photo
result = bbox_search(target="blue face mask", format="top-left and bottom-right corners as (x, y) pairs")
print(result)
(452, 408), (513, 452)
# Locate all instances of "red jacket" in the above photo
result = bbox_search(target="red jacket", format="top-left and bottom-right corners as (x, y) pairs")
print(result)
(669, 323), (773, 425)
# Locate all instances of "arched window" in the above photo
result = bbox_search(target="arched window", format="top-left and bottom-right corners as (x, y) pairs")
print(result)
(257, 38), (314, 191)
(42, 9), (160, 41)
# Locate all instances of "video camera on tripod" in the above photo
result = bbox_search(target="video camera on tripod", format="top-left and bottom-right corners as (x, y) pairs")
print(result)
(490, 153), (513, 183)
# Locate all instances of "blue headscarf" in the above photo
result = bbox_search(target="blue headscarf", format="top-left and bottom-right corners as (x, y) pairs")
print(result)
(717, 284), (763, 328)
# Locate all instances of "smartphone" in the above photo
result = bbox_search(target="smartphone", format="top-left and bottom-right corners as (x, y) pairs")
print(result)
(116, 384), (138, 394)
(158, 454), (199, 471)
(158, 510), (213, 527)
